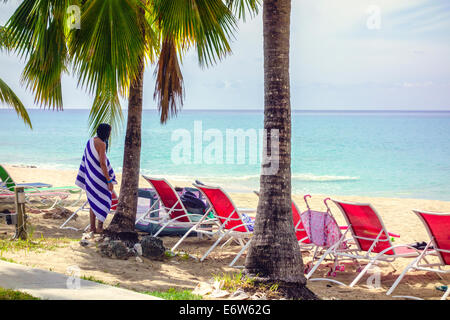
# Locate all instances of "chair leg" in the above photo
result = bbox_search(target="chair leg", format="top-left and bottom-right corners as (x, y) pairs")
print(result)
(386, 259), (417, 296)
(306, 244), (337, 280)
(153, 220), (171, 237)
(220, 236), (234, 248)
(349, 259), (376, 287)
(60, 201), (88, 230)
(229, 238), (252, 267)
(306, 250), (329, 279)
(200, 233), (226, 262)
(441, 286), (450, 300)
(171, 224), (198, 252)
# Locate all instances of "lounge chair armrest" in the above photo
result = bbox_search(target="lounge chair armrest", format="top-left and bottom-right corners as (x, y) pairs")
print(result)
(388, 232), (400, 238)
(237, 208), (256, 213)
(21, 185), (43, 192)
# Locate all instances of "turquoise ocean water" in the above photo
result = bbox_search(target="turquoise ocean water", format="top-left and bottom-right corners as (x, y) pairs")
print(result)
(1, 109), (450, 200)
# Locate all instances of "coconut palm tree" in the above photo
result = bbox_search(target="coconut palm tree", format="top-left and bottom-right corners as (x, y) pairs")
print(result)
(243, 0), (317, 299)
(0, 78), (31, 128)
(3, 0), (259, 238)
(0, 26), (31, 128)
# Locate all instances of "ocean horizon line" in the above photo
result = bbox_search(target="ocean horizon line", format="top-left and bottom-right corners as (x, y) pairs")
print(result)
(2, 107), (450, 113)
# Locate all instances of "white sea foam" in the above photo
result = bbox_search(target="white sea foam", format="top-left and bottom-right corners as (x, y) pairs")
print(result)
(139, 169), (359, 183)
(291, 173), (360, 182)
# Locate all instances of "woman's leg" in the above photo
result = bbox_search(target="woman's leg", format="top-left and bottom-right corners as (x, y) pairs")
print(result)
(89, 209), (96, 233)
(96, 221), (103, 234)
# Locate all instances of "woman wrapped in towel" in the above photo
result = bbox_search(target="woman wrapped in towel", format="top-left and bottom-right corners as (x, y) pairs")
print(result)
(75, 124), (117, 234)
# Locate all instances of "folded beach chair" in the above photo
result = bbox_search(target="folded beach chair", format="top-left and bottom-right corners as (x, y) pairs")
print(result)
(139, 176), (211, 238)
(0, 167), (82, 210)
(386, 210), (450, 300)
(0, 164), (83, 209)
(306, 199), (421, 287)
(172, 183), (255, 262)
(0, 164), (52, 190)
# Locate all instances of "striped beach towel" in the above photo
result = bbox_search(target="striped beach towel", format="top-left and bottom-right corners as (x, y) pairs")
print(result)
(75, 138), (117, 222)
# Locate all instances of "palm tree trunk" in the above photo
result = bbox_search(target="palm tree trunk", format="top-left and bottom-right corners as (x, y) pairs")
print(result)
(244, 0), (317, 299)
(105, 5), (146, 242)
(105, 57), (143, 241)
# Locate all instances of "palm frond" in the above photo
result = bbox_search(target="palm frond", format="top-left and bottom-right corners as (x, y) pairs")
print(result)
(225, 0), (260, 21)
(153, 38), (184, 123)
(152, 0), (237, 123)
(5, 0), (71, 110)
(88, 86), (123, 138)
(69, 0), (147, 137)
(153, 0), (237, 68)
(0, 26), (10, 50)
(143, 4), (161, 65)
(69, 0), (147, 98)
(0, 78), (32, 128)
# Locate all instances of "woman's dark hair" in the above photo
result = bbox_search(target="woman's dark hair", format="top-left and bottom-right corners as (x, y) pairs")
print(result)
(96, 123), (111, 152)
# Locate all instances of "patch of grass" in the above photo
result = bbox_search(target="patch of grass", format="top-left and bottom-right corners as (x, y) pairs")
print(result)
(0, 236), (74, 256)
(213, 271), (255, 292)
(213, 272), (282, 299)
(179, 252), (191, 260)
(55, 237), (80, 243)
(80, 275), (107, 285)
(0, 257), (17, 264)
(269, 283), (279, 292)
(0, 287), (40, 300)
(164, 250), (176, 258)
(165, 250), (193, 261)
(142, 288), (202, 300)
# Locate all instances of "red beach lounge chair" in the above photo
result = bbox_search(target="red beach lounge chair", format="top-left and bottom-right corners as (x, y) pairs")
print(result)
(306, 199), (421, 287)
(386, 210), (450, 300)
(173, 183), (255, 262)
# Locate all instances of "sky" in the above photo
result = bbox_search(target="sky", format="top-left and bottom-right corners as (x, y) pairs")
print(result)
(1, 0), (450, 111)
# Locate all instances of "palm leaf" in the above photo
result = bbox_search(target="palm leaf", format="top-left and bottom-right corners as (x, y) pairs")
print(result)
(88, 86), (123, 138)
(143, 4), (161, 65)
(152, 0), (238, 123)
(68, 0), (147, 136)
(153, 38), (184, 123)
(225, 0), (260, 21)
(0, 78), (32, 128)
(69, 0), (147, 98)
(0, 26), (10, 49)
(5, 0), (72, 110)
(153, 0), (237, 67)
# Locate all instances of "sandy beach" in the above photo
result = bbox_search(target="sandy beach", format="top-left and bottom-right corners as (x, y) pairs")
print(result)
(1, 164), (449, 300)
